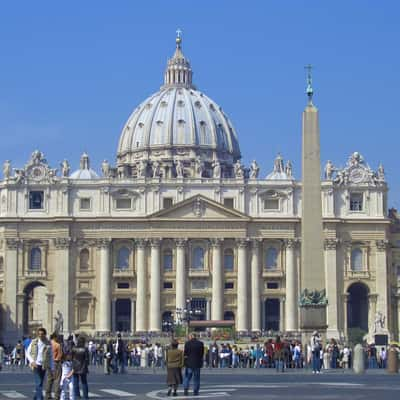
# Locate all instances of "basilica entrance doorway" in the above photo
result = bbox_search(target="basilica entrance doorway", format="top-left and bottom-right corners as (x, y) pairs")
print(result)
(347, 282), (369, 332)
(115, 299), (131, 332)
(23, 281), (47, 336)
(264, 298), (280, 331)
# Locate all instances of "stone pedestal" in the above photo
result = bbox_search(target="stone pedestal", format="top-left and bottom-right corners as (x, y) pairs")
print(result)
(300, 305), (327, 330)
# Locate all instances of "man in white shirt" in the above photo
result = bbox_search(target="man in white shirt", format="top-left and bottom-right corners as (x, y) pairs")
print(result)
(26, 327), (53, 400)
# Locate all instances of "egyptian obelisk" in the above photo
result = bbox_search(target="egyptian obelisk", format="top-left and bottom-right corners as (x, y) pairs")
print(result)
(300, 66), (327, 330)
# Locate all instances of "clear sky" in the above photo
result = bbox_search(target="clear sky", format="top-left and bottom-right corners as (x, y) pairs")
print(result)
(0, 1), (399, 207)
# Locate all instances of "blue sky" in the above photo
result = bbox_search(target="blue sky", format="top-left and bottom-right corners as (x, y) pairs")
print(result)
(0, 1), (399, 207)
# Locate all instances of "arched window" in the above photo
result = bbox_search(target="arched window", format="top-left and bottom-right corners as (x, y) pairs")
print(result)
(117, 247), (130, 270)
(79, 249), (89, 271)
(265, 247), (278, 270)
(193, 247), (205, 270)
(30, 247), (41, 270)
(224, 249), (234, 271)
(351, 248), (363, 271)
(163, 249), (173, 271)
(0, 256), (3, 272)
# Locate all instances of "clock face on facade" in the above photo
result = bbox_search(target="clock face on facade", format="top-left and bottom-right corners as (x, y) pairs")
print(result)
(30, 166), (46, 181)
(349, 168), (365, 184)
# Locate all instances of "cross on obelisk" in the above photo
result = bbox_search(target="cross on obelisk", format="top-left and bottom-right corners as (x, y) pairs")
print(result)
(304, 64), (314, 103)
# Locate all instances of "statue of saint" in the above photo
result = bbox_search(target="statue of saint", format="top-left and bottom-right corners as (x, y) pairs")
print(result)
(54, 310), (64, 334)
(373, 311), (385, 333)
(194, 156), (204, 178)
(234, 160), (244, 178)
(249, 160), (259, 179)
(285, 160), (293, 177)
(14, 168), (25, 184)
(60, 159), (70, 177)
(324, 160), (334, 180)
(101, 160), (110, 177)
(213, 160), (221, 179)
(377, 163), (385, 181)
(3, 160), (11, 179)
(175, 160), (184, 178)
(152, 161), (160, 178)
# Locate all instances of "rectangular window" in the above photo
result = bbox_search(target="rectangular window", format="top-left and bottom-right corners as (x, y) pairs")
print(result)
(266, 282), (279, 289)
(117, 282), (130, 289)
(163, 197), (173, 209)
(264, 199), (279, 210)
(163, 281), (173, 289)
(223, 198), (234, 209)
(29, 191), (44, 209)
(350, 193), (363, 211)
(224, 281), (234, 290)
(191, 279), (208, 290)
(116, 198), (132, 209)
(79, 198), (91, 210)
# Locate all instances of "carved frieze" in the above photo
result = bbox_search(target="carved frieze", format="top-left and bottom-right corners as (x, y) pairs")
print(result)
(324, 238), (339, 250)
(53, 237), (71, 250)
(375, 240), (389, 252)
(6, 238), (21, 250)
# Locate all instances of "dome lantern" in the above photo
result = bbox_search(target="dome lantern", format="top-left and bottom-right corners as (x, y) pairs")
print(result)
(163, 29), (194, 88)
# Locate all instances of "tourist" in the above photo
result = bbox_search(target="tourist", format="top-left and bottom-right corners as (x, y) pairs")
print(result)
(379, 347), (387, 369)
(115, 333), (126, 373)
(166, 341), (184, 396)
(0, 342), (4, 371)
(45, 333), (63, 400)
(183, 333), (204, 396)
(72, 336), (90, 399)
(274, 336), (284, 372)
(26, 327), (54, 400)
(310, 330), (322, 374)
(60, 352), (74, 400)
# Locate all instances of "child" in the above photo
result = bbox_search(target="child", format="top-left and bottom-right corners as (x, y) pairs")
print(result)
(60, 353), (75, 400)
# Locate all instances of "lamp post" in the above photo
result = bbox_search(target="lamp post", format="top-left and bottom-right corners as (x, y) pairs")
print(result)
(176, 298), (202, 336)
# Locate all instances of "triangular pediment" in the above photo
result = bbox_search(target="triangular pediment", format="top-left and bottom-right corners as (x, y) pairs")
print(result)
(149, 194), (249, 220)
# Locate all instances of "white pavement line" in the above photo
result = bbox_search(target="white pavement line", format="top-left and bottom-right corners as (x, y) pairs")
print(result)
(0, 391), (27, 399)
(85, 391), (101, 398)
(146, 388), (235, 399)
(100, 389), (136, 397)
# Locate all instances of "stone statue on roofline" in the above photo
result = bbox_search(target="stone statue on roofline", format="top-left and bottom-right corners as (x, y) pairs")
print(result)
(324, 160), (335, 180)
(3, 160), (11, 179)
(60, 159), (70, 177)
(249, 160), (259, 179)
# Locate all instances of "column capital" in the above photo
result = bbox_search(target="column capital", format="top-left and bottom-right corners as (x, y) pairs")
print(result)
(135, 238), (148, 249)
(46, 293), (55, 304)
(324, 238), (339, 250)
(175, 238), (188, 248)
(53, 237), (71, 250)
(149, 238), (162, 248)
(16, 293), (25, 303)
(368, 293), (378, 303)
(250, 238), (262, 249)
(236, 238), (249, 248)
(376, 240), (389, 252)
(210, 238), (223, 248)
(6, 238), (21, 250)
(284, 238), (299, 249)
(96, 238), (112, 249)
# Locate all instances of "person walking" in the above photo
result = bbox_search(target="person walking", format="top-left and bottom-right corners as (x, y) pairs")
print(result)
(26, 327), (54, 400)
(166, 341), (184, 396)
(72, 336), (90, 399)
(183, 333), (204, 396)
(115, 334), (126, 373)
(45, 333), (63, 400)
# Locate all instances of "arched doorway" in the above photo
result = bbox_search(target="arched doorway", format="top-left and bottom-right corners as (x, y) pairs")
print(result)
(347, 282), (369, 332)
(23, 281), (47, 336)
(162, 311), (173, 332)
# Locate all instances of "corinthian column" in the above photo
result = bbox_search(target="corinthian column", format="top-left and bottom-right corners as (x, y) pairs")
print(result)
(135, 239), (148, 332)
(53, 238), (71, 333)
(150, 238), (161, 332)
(251, 239), (261, 332)
(4, 239), (21, 342)
(175, 239), (187, 318)
(324, 238), (339, 338)
(97, 238), (111, 332)
(237, 239), (249, 332)
(211, 239), (223, 321)
(375, 240), (389, 334)
(285, 239), (298, 331)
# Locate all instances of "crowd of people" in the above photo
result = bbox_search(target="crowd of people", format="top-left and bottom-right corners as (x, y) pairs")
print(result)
(0, 329), (393, 398)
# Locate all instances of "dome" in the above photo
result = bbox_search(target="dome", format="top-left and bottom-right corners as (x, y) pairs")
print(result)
(70, 152), (99, 180)
(116, 32), (241, 178)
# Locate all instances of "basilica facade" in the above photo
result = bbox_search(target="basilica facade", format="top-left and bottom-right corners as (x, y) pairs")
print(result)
(0, 34), (396, 344)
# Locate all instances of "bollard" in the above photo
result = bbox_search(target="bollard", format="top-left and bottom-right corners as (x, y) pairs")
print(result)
(323, 352), (330, 370)
(353, 344), (365, 374)
(387, 347), (398, 374)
